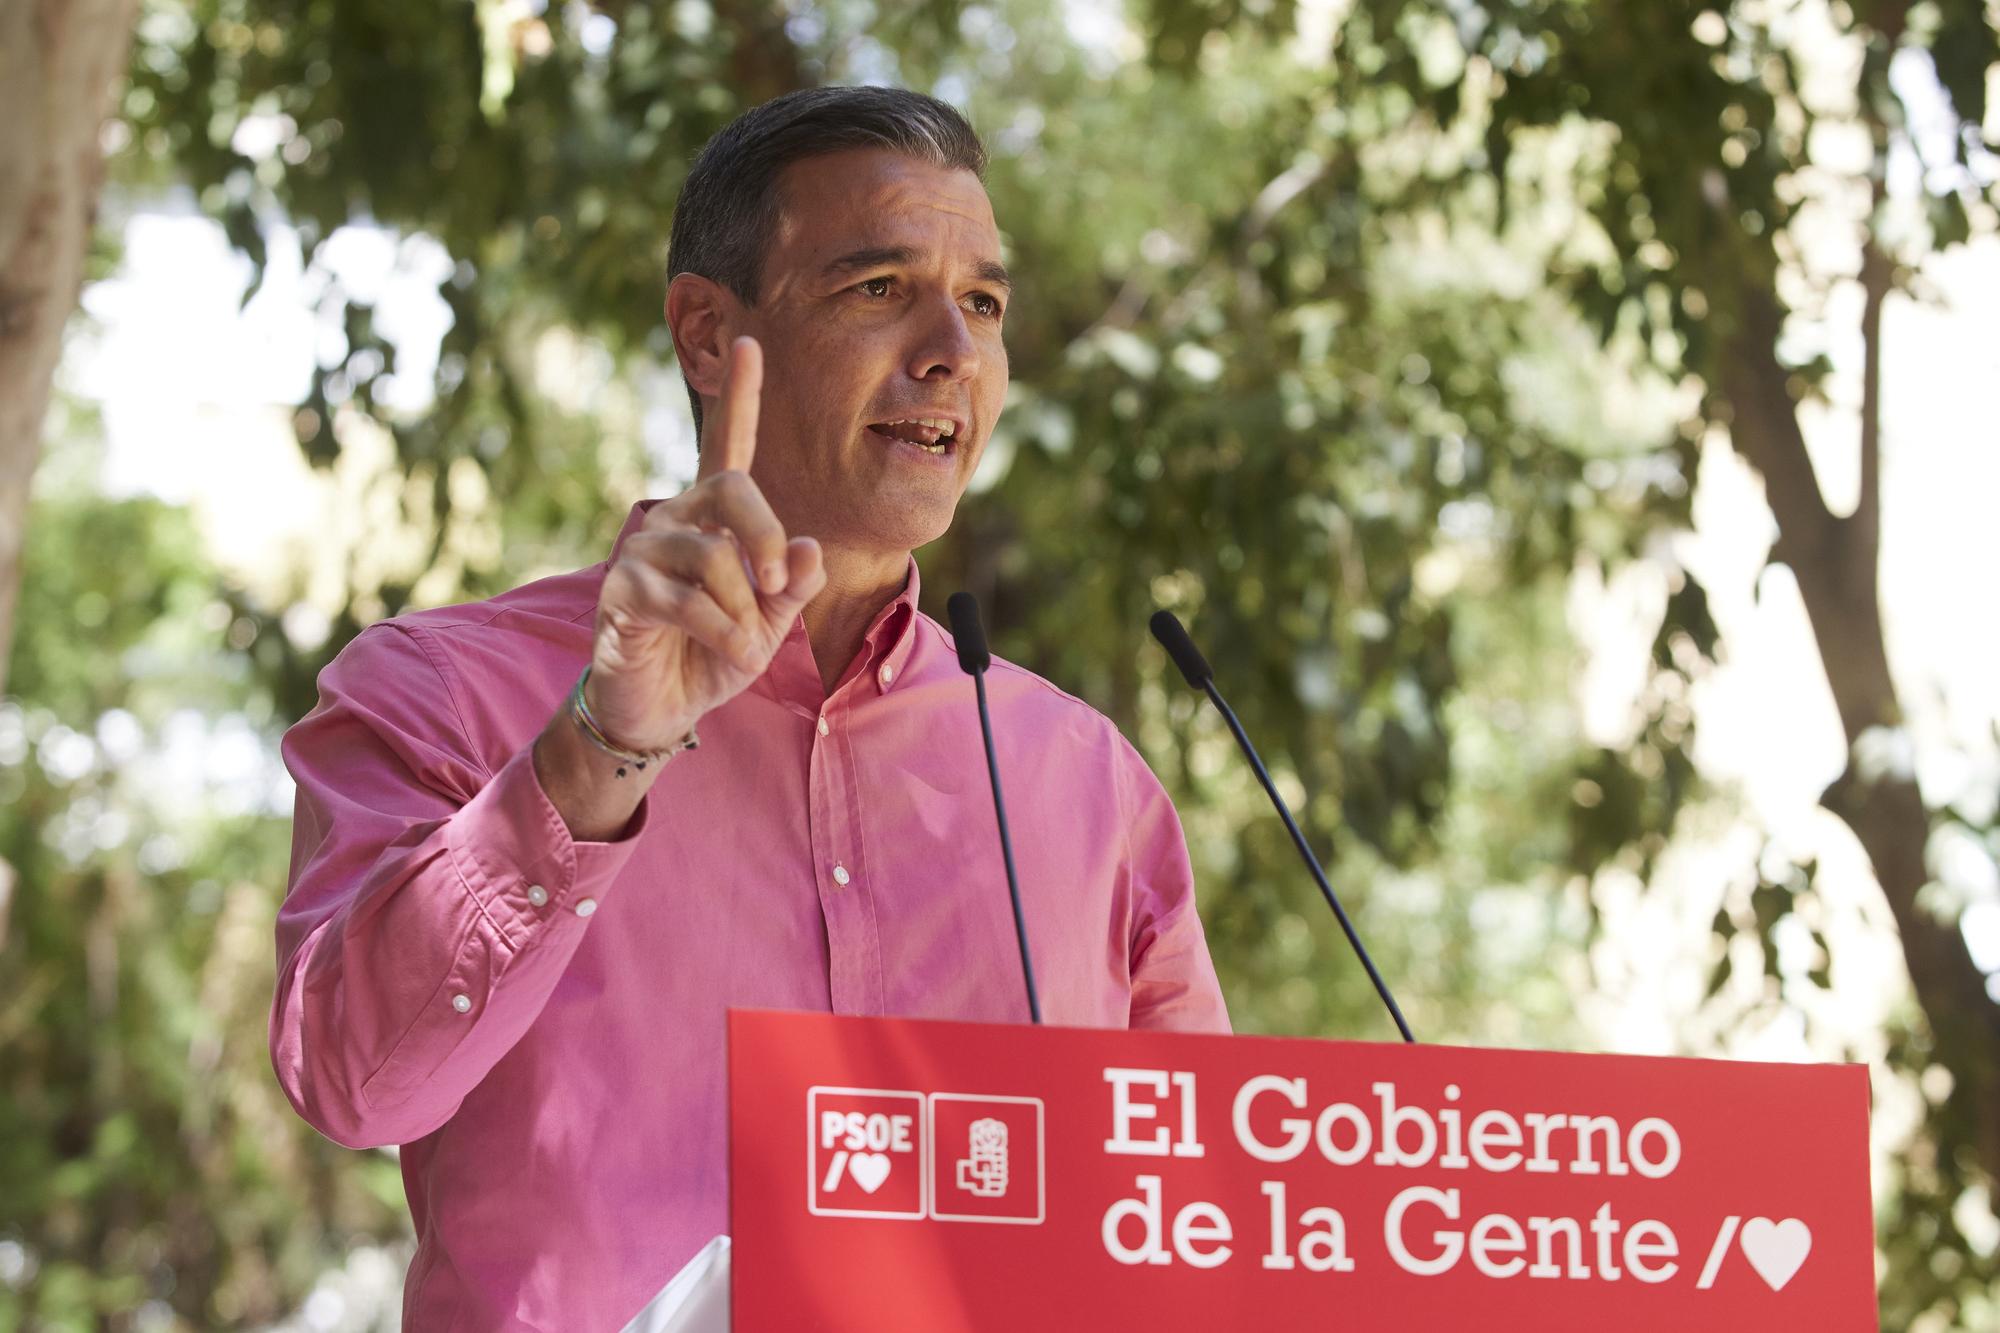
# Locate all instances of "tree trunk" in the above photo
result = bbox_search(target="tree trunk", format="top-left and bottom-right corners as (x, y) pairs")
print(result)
(1721, 255), (2000, 1190)
(0, 0), (141, 695)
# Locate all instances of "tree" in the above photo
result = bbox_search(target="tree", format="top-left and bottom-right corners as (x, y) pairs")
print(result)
(1, 418), (408, 1327)
(0, 0), (143, 695)
(1233, 0), (1995, 1318)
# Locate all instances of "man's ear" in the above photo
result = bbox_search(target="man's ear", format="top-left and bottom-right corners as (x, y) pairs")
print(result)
(665, 273), (735, 400)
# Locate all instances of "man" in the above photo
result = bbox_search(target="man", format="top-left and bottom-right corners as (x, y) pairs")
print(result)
(272, 86), (1228, 1331)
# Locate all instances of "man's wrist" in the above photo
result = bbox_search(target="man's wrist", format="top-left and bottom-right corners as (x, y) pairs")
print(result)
(571, 667), (700, 773)
(533, 703), (661, 843)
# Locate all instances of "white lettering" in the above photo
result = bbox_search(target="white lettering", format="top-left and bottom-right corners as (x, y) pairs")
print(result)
(1468, 1110), (1523, 1172)
(1172, 1201), (1233, 1268)
(1102, 1175), (1234, 1268)
(1628, 1118), (1681, 1179)
(1102, 1175), (1171, 1265)
(1381, 1196), (1676, 1284)
(1104, 1068), (1171, 1156)
(1172, 1070), (1205, 1157)
(1590, 1202), (1622, 1279)
(1525, 1215), (1586, 1278)
(1259, 1180), (1352, 1272)
(1298, 1207), (1354, 1273)
(1437, 1084), (1468, 1169)
(1315, 1101), (1372, 1167)
(1217, 1078), (1677, 1180)
(1570, 1115), (1627, 1176)
(1373, 1082), (1438, 1169)
(1234, 1075), (1310, 1164)
(1624, 1220), (1678, 1281)
(1468, 1212), (1526, 1278)
(1262, 1180), (1295, 1270)
(823, 1111), (911, 1152)
(1522, 1113), (1567, 1174)
(1385, 1186), (1463, 1276)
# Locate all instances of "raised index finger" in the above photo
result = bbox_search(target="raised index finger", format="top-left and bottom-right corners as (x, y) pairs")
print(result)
(698, 335), (763, 479)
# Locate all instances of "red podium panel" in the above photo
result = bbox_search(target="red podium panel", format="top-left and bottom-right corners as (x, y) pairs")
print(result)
(728, 1011), (1875, 1331)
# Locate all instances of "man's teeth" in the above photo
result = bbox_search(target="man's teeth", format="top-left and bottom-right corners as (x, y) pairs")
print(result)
(873, 418), (957, 452)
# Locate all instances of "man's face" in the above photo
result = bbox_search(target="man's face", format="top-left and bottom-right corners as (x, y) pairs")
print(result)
(711, 148), (1010, 557)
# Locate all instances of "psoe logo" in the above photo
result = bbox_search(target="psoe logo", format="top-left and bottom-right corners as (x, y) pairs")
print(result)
(805, 1088), (1045, 1225)
(808, 1087), (925, 1219)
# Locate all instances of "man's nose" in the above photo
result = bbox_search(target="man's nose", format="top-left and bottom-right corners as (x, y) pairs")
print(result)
(907, 292), (982, 383)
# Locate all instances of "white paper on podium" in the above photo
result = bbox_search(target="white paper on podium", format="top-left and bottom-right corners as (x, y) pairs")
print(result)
(618, 1234), (730, 1333)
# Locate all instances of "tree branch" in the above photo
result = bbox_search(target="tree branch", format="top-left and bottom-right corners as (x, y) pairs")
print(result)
(1724, 233), (2000, 1196)
(1854, 235), (1887, 559)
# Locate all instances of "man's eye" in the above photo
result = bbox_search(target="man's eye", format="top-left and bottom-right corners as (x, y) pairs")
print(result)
(855, 278), (1001, 319)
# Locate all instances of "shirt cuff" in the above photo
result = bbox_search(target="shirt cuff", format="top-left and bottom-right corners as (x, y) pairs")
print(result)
(444, 743), (651, 951)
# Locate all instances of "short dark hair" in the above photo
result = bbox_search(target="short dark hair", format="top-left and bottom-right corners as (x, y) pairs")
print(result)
(665, 86), (990, 443)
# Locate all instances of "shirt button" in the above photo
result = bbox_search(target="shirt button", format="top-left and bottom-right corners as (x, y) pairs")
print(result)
(878, 664), (894, 686)
(832, 864), (850, 887)
(575, 898), (598, 917)
(451, 994), (472, 1013)
(817, 714), (830, 736)
(527, 884), (549, 907)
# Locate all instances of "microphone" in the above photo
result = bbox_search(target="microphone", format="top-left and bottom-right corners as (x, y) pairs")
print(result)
(947, 591), (1043, 1025)
(1148, 610), (1416, 1043)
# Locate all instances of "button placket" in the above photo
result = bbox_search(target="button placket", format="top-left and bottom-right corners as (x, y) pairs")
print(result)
(809, 690), (882, 1013)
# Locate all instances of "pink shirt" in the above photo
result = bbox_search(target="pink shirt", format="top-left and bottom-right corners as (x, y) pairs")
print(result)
(271, 499), (1230, 1330)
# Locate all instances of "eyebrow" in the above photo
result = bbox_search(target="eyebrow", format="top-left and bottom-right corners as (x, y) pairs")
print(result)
(819, 245), (1013, 293)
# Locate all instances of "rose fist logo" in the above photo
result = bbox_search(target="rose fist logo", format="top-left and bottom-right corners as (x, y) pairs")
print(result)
(956, 1117), (1010, 1198)
(930, 1094), (1044, 1224)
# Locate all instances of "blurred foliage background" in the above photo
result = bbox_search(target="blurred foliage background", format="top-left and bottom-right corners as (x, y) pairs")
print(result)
(3, 0), (1997, 1327)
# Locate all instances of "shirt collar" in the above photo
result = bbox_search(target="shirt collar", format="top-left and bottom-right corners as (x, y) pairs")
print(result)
(604, 499), (923, 699)
(864, 555), (922, 693)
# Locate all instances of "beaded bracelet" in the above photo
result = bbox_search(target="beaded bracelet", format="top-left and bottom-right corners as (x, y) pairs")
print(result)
(568, 666), (699, 778)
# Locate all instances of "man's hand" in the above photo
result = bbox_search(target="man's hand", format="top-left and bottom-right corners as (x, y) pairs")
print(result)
(585, 335), (827, 750)
(534, 335), (826, 839)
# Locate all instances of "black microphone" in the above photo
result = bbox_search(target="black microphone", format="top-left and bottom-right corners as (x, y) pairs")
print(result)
(947, 591), (1042, 1024)
(1148, 610), (1416, 1043)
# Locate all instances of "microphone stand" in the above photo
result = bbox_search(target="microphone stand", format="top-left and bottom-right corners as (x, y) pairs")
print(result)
(948, 592), (1042, 1025)
(1151, 610), (1416, 1043)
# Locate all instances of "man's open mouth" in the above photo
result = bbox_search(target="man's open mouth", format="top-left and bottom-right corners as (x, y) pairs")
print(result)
(866, 418), (958, 454)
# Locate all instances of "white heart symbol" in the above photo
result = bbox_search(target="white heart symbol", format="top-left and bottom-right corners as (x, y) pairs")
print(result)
(848, 1152), (892, 1194)
(1739, 1217), (1812, 1291)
